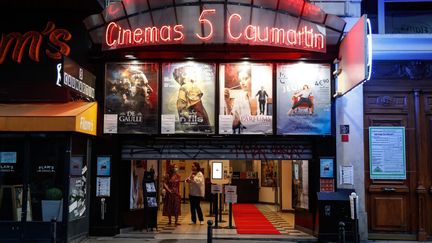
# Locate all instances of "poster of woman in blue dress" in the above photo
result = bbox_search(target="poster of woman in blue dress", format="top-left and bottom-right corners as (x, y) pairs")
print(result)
(277, 63), (331, 135)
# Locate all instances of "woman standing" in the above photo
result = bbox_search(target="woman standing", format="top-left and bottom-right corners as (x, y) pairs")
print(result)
(163, 164), (182, 225)
(186, 162), (205, 225)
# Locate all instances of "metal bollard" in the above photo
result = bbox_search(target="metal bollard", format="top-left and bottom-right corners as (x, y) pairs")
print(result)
(338, 221), (346, 243)
(51, 218), (57, 243)
(207, 219), (213, 243)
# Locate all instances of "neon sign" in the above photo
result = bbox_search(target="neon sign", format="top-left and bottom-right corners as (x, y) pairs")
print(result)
(104, 9), (326, 52)
(0, 22), (71, 64)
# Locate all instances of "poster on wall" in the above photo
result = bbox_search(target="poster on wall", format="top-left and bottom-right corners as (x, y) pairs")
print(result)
(277, 63), (331, 135)
(69, 177), (87, 221)
(97, 156), (111, 176)
(130, 160), (145, 209)
(0, 152), (17, 172)
(96, 177), (111, 197)
(261, 160), (277, 187)
(369, 127), (406, 180)
(320, 158), (334, 178)
(293, 160), (309, 210)
(105, 62), (159, 134)
(219, 63), (273, 134)
(0, 152), (16, 163)
(70, 156), (83, 176)
(161, 62), (215, 134)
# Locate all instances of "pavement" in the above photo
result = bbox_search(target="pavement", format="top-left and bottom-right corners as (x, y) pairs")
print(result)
(80, 236), (432, 243)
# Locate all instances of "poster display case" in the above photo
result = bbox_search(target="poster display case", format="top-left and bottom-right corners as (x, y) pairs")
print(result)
(161, 62), (215, 134)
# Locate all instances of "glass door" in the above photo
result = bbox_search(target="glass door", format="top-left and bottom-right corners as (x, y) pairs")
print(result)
(0, 137), (25, 240)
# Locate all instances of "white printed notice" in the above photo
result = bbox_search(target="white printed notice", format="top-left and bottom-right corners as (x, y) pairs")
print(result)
(104, 114), (118, 134)
(340, 165), (353, 185)
(161, 114), (175, 134)
(369, 127), (406, 180)
(219, 115), (234, 134)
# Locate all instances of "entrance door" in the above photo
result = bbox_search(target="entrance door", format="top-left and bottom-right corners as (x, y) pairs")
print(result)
(364, 85), (431, 239)
(0, 139), (24, 241)
(424, 92), (432, 238)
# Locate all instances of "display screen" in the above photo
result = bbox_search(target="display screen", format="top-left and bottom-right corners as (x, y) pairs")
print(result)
(212, 162), (222, 179)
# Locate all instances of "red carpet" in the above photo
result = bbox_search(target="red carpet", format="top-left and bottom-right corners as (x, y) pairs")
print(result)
(232, 204), (281, 235)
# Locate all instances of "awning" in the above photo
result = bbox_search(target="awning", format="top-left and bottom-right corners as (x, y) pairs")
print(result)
(0, 102), (97, 135)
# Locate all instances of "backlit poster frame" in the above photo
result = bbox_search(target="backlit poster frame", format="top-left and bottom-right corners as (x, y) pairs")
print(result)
(161, 62), (215, 134)
(277, 63), (331, 135)
(219, 63), (273, 134)
(104, 62), (159, 134)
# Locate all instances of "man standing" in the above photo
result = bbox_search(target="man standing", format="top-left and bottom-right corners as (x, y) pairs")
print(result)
(255, 86), (268, 115)
(186, 162), (205, 225)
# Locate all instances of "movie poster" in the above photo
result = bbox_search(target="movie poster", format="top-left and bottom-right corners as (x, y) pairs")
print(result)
(161, 62), (215, 134)
(219, 63), (273, 134)
(277, 63), (331, 135)
(105, 63), (158, 134)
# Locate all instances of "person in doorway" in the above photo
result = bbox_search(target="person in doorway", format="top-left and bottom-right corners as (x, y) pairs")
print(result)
(255, 86), (268, 115)
(163, 164), (181, 225)
(185, 162), (205, 225)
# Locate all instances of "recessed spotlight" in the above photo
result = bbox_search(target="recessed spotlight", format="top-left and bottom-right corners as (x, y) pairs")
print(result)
(125, 54), (136, 59)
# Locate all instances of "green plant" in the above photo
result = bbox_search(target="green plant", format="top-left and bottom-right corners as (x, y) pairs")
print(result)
(45, 187), (63, 200)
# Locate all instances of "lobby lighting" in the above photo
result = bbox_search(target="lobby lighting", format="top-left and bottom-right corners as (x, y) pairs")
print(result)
(125, 54), (136, 59)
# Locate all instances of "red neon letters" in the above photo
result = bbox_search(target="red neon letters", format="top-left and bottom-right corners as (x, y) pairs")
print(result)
(106, 22), (184, 47)
(0, 22), (71, 64)
(195, 9), (216, 41)
(104, 9), (325, 51)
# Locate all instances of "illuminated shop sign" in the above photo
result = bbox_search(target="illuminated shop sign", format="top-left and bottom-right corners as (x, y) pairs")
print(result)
(0, 21), (71, 64)
(104, 9), (326, 53)
(60, 57), (96, 100)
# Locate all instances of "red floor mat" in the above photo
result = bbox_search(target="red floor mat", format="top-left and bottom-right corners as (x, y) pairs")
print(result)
(232, 204), (281, 235)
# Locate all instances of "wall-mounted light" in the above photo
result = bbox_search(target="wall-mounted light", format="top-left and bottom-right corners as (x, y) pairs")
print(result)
(333, 68), (342, 77)
(332, 58), (342, 77)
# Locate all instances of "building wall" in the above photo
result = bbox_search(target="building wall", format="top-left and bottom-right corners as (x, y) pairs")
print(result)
(311, 0), (362, 17)
(336, 84), (367, 240)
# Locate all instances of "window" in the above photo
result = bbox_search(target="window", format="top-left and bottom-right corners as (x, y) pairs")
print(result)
(377, 0), (432, 33)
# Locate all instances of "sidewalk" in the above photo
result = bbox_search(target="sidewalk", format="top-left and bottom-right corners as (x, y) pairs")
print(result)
(81, 238), (432, 243)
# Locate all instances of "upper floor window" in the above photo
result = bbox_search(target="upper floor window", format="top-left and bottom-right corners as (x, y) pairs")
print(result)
(379, 0), (432, 34)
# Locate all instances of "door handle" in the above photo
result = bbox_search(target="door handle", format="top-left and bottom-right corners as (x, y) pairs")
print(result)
(101, 198), (106, 220)
(382, 187), (396, 192)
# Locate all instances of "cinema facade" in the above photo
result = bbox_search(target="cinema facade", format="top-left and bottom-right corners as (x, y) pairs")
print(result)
(81, 0), (369, 240)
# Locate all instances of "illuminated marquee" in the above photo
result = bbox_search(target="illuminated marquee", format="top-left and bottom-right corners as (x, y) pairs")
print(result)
(104, 9), (326, 52)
